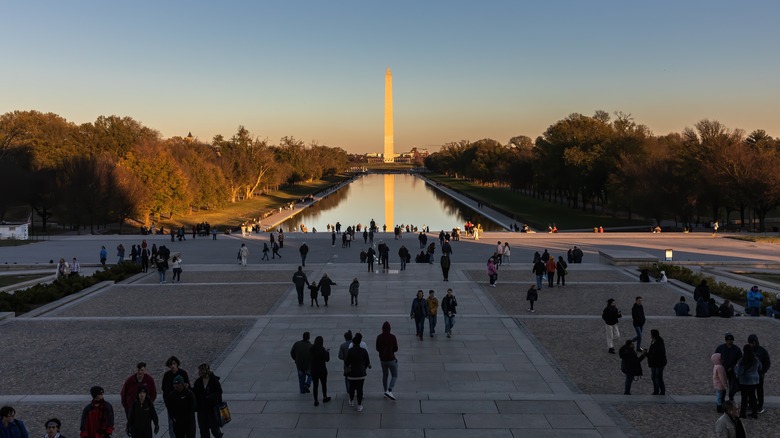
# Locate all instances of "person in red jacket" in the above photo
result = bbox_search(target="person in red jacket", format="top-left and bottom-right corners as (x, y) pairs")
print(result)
(120, 362), (157, 419)
(80, 386), (114, 438)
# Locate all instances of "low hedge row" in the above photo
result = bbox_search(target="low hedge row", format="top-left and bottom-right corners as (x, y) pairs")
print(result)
(641, 263), (778, 311)
(0, 262), (142, 315)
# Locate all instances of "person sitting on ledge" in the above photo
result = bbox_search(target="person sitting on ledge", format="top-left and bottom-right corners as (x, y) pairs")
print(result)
(674, 296), (691, 316)
(639, 269), (650, 283)
(656, 271), (668, 282)
(695, 297), (710, 318)
(719, 299), (735, 318)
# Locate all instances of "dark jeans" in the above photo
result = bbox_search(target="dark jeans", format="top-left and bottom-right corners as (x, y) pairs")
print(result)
(624, 373), (634, 395)
(740, 383), (758, 417)
(727, 370), (740, 400)
(296, 286), (304, 304)
(632, 326), (643, 350)
(312, 373), (328, 401)
(557, 273), (565, 285)
(173, 420), (196, 438)
(757, 374), (765, 409)
(349, 378), (365, 404)
(547, 272), (554, 287)
(414, 317), (426, 338)
(650, 367), (665, 394)
(197, 407), (221, 438)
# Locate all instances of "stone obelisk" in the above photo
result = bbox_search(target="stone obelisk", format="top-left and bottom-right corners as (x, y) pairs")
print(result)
(384, 68), (394, 163)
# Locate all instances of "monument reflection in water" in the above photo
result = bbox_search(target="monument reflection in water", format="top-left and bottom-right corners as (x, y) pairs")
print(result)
(279, 173), (505, 232)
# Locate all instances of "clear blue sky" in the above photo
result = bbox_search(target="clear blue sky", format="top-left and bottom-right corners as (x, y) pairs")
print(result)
(3, 1), (779, 154)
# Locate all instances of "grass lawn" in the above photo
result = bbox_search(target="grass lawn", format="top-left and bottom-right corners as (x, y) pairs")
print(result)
(737, 273), (780, 285)
(0, 274), (48, 288)
(427, 174), (649, 230)
(159, 175), (351, 228)
(0, 240), (39, 247)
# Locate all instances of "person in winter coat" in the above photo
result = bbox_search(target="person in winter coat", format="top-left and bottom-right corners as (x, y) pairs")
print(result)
(120, 363), (157, 419)
(290, 332), (313, 394)
(126, 387), (159, 438)
(602, 298), (622, 354)
(694, 280), (711, 303)
(349, 278), (360, 306)
(292, 266), (310, 306)
(712, 353), (728, 413)
(410, 290), (429, 340)
(735, 344), (762, 418)
(440, 254), (451, 281)
(344, 333), (371, 412)
(80, 386), (115, 438)
(555, 256), (567, 286)
(619, 340), (646, 395)
(526, 285), (538, 313)
(646, 329), (667, 395)
(0, 406), (29, 438)
(310, 336), (332, 406)
(714, 400), (746, 438)
(545, 257), (556, 287)
(746, 286), (763, 316)
(748, 334), (771, 413)
(486, 258), (498, 287)
(630, 297), (646, 350)
(238, 243), (249, 266)
(441, 288), (458, 337)
(164, 376), (196, 438)
(375, 321), (399, 400)
(192, 363), (223, 438)
(318, 274), (336, 306)
(309, 281), (320, 307)
(532, 259), (546, 290)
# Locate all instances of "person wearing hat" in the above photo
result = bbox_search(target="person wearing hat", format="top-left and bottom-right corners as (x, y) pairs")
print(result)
(164, 376), (196, 438)
(161, 356), (190, 438)
(0, 406), (29, 438)
(44, 418), (65, 438)
(715, 333), (743, 402)
(80, 386), (114, 438)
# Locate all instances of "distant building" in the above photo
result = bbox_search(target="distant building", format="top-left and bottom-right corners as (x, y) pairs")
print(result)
(0, 207), (32, 240)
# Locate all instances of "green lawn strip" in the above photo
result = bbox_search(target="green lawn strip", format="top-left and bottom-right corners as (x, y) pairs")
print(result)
(161, 175), (350, 228)
(427, 174), (648, 230)
(737, 273), (780, 286)
(0, 274), (49, 288)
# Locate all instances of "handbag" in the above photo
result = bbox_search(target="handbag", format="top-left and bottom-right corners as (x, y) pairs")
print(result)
(218, 401), (231, 425)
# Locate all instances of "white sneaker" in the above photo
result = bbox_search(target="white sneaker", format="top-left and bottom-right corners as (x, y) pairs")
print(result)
(357, 404), (363, 412)
(385, 391), (396, 400)
(348, 399), (354, 407)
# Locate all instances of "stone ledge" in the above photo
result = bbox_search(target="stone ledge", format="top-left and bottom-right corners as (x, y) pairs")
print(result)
(598, 250), (658, 266)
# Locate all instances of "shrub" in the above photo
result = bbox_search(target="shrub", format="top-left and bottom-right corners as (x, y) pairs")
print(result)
(639, 263), (757, 308)
(0, 262), (142, 315)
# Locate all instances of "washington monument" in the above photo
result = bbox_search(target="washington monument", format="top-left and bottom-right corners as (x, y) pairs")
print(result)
(384, 68), (394, 163)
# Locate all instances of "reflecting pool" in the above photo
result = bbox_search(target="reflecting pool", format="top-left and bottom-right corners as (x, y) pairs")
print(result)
(279, 173), (505, 232)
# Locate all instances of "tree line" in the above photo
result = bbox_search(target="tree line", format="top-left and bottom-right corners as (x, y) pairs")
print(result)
(424, 111), (780, 231)
(0, 110), (350, 233)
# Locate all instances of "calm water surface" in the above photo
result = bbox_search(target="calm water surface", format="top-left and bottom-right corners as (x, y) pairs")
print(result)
(279, 174), (504, 232)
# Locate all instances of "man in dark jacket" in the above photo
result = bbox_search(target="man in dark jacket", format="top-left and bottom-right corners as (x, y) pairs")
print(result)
(375, 321), (399, 400)
(748, 334), (771, 412)
(292, 266), (309, 306)
(440, 254), (451, 281)
(81, 386), (115, 438)
(161, 356), (190, 438)
(532, 260), (546, 289)
(631, 297), (646, 351)
(602, 298), (622, 354)
(291, 332), (313, 394)
(164, 376), (196, 438)
(646, 329), (667, 395)
(715, 332), (743, 401)
(299, 243), (309, 266)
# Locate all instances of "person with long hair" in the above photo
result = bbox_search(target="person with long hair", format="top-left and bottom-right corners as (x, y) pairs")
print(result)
(735, 344), (762, 418)
(310, 336), (332, 406)
(126, 387), (159, 438)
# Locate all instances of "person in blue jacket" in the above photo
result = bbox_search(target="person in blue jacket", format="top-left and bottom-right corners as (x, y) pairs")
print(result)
(0, 406), (29, 438)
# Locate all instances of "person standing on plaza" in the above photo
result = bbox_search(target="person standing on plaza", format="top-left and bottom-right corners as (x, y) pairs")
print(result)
(735, 344), (761, 419)
(120, 362), (157, 419)
(440, 253), (451, 281)
(532, 258), (546, 290)
(495, 241), (504, 266)
(140, 246), (150, 273)
(80, 386), (115, 438)
(715, 333), (743, 402)
(70, 257), (81, 277)
(162, 356), (190, 438)
(441, 239), (452, 258)
(171, 256), (183, 283)
(631, 297), (646, 351)
(164, 376), (196, 438)
(0, 406), (29, 438)
(366, 246), (376, 272)
(502, 242), (511, 265)
(748, 334), (771, 413)
(619, 339), (645, 395)
(345, 333), (371, 412)
(238, 243), (248, 266)
(427, 290), (439, 337)
(713, 352), (729, 413)
(375, 322), (399, 400)
(602, 298), (622, 354)
(310, 336), (332, 406)
(291, 332), (313, 394)
(349, 278), (360, 306)
(117, 244), (125, 263)
(746, 286), (763, 316)
(714, 400), (746, 438)
(545, 256), (556, 287)
(193, 363), (224, 438)
(278, 230), (284, 248)
(527, 285), (538, 313)
(126, 387), (159, 438)
(410, 290), (429, 340)
(338, 330), (354, 395)
(487, 258), (498, 287)
(318, 273), (336, 306)
(299, 242), (309, 267)
(292, 266), (309, 306)
(398, 245), (409, 271)
(442, 288), (457, 337)
(99, 245), (108, 268)
(555, 256), (567, 286)
(646, 329), (667, 395)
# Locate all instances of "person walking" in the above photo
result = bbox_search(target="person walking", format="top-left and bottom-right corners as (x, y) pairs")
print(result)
(292, 266), (309, 306)
(338, 330), (354, 396)
(375, 321), (399, 400)
(545, 256), (556, 287)
(238, 243), (249, 266)
(619, 340), (646, 395)
(290, 332), (313, 394)
(398, 245), (409, 271)
(646, 329), (667, 395)
(441, 288), (457, 337)
(427, 290), (439, 337)
(602, 298), (622, 354)
(735, 344), (761, 419)
(272, 241), (281, 259)
(310, 336), (332, 406)
(126, 387), (159, 438)
(526, 285), (538, 313)
(81, 386), (115, 438)
(43, 418), (64, 438)
(309, 281), (320, 307)
(715, 332), (743, 401)
(171, 256), (183, 283)
(555, 256), (567, 286)
(345, 333), (371, 412)
(440, 254), (451, 281)
(164, 376), (196, 438)
(120, 363), (157, 420)
(487, 258), (498, 287)
(502, 242), (511, 265)
(631, 297), (646, 351)
(99, 245), (108, 268)
(349, 278), (360, 306)
(318, 274), (336, 307)
(366, 246), (376, 272)
(0, 406), (29, 438)
(714, 400), (747, 438)
(532, 258), (546, 290)
(748, 334), (771, 413)
(161, 356), (190, 438)
(410, 290), (429, 340)
(299, 242), (309, 267)
(261, 243), (270, 261)
(746, 286), (763, 316)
